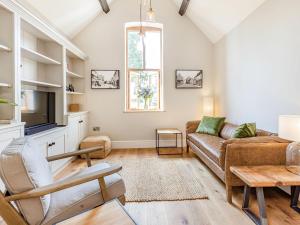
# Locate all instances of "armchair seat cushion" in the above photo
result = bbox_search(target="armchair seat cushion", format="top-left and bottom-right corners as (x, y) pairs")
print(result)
(41, 163), (125, 225)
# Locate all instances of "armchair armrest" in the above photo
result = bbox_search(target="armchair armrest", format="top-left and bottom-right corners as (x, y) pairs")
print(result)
(5, 164), (122, 202)
(186, 120), (201, 135)
(47, 146), (103, 167)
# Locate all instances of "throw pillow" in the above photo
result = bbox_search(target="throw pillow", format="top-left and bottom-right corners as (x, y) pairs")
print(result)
(196, 116), (226, 136)
(232, 123), (256, 138)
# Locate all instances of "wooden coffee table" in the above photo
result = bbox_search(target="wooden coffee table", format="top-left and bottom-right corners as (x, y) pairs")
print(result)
(155, 128), (183, 155)
(230, 165), (300, 225)
(59, 199), (137, 225)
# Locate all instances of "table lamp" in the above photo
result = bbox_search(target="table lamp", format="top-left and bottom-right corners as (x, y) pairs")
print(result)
(279, 115), (300, 175)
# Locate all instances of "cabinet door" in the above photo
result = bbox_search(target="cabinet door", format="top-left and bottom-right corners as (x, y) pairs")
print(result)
(79, 114), (88, 142)
(48, 134), (66, 173)
(67, 116), (80, 152)
(0, 127), (23, 192)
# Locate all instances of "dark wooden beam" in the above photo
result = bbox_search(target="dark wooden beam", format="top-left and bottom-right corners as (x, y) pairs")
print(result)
(99, 0), (110, 14)
(179, 0), (190, 16)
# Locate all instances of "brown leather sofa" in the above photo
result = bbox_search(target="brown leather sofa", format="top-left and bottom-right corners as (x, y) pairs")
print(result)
(186, 120), (290, 203)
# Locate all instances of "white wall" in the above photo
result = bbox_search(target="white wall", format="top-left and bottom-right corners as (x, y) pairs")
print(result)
(73, 0), (213, 148)
(214, 0), (300, 132)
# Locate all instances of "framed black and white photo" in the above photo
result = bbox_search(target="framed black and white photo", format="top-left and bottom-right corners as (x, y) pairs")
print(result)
(91, 70), (120, 89)
(175, 70), (203, 89)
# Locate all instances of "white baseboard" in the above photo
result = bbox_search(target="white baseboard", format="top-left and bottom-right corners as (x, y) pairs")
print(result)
(112, 139), (186, 149)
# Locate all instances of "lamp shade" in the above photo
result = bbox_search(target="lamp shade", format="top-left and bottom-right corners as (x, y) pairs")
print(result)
(278, 115), (300, 141)
(203, 96), (214, 116)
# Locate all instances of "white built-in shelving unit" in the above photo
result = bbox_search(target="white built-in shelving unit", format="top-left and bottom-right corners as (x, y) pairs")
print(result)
(0, 5), (15, 121)
(65, 49), (86, 114)
(0, 0), (88, 125)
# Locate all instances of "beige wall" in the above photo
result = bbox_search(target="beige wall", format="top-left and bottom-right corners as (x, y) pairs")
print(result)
(214, 0), (300, 132)
(73, 0), (213, 147)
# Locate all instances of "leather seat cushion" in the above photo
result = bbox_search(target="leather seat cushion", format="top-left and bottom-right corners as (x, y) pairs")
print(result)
(41, 163), (126, 225)
(188, 133), (225, 169)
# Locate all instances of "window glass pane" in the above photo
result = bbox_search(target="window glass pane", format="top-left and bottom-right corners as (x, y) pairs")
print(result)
(145, 31), (161, 69)
(127, 31), (143, 69)
(129, 71), (159, 110)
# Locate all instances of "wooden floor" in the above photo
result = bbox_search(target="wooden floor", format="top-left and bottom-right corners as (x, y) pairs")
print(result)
(1, 148), (300, 225)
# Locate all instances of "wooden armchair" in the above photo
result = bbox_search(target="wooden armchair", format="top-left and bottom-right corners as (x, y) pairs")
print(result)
(0, 138), (126, 225)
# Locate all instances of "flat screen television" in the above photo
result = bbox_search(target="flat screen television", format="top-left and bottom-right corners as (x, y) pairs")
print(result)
(21, 90), (57, 135)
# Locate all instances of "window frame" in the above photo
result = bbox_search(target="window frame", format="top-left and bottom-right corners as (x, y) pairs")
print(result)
(125, 24), (163, 112)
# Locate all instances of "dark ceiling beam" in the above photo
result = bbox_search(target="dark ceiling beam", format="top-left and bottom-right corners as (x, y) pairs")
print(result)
(179, 0), (190, 16)
(99, 0), (110, 14)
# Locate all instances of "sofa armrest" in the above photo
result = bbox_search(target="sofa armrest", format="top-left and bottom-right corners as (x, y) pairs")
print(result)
(225, 142), (288, 186)
(186, 120), (201, 135)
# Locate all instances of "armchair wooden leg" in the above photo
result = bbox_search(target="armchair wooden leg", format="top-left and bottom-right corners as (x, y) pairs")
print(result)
(186, 143), (189, 153)
(226, 184), (233, 204)
(118, 195), (126, 205)
(98, 177), (109, 202)
(85, 153), (92, 167)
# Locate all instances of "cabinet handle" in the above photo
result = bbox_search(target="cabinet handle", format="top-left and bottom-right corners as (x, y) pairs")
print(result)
(52, 142), (55, 146)
(79, 120), (83, 123)
(48, 143), (53, 147)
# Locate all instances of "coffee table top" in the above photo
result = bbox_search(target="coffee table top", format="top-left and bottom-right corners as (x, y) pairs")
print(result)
(59, 199), (136, 225)
(230, 165), (300, 187)
(156, 128), (182, 134)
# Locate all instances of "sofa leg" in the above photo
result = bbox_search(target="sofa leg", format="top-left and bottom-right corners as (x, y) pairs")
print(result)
(226, 184), (233, 204)
(186, 144), (189, 153)
(118, 195), (126, 205)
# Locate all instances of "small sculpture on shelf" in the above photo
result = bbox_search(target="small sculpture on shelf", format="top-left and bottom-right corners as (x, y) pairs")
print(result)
(66, 84), (75, 92)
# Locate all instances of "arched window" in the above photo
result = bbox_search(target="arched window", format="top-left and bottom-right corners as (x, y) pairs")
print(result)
(125, 23), (163, 112)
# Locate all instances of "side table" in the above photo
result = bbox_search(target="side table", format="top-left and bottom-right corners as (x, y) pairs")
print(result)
(155, 128), (184, 155)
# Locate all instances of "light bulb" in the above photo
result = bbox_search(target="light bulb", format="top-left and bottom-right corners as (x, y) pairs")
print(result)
(147, 8), (155, 22)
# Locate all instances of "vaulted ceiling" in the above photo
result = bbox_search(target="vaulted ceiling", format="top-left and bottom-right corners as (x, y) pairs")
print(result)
(19, 0), (267, 43)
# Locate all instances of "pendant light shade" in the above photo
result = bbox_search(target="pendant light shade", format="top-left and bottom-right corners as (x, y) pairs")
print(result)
(147, 0), (155, 22)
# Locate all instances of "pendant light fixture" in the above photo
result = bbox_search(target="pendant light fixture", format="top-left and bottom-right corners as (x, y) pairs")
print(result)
(137, 0), (145, 51)
(147, 0), (155, 22)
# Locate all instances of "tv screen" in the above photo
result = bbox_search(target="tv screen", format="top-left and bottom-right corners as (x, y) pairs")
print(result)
(21, 90), (55, 128)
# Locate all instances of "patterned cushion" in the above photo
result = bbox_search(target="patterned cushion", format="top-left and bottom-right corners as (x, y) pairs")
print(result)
(0, 138), (53, 225)
(220, 123), (239, 140)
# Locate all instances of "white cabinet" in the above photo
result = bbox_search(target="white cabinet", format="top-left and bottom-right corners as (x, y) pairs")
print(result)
(31, 127), (68, 174)
(0, 123), (25, 191)
(66, 112), (89, 153)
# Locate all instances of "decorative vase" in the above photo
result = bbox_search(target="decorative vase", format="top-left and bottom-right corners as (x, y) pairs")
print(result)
(144, 97), (149, 110)
(286, 142), (300, 175)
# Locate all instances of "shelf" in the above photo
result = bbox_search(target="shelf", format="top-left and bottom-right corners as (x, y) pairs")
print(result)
(66, 91), (84, 95)
(21, 79), (62, 88)
(21, 47), (61, 65)
(66, 70), (84, 79)
(0, 83), (11, 88)
(0, 44), (11, 52)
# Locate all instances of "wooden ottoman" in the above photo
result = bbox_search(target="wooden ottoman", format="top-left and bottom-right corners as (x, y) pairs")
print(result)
(80, 136), (112, 159)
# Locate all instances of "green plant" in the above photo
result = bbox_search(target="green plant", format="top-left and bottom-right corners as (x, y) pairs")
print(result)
(0, 98), (17, 106)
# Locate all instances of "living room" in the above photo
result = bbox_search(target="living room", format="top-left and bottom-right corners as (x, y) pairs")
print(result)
(0, 0), (299, 225)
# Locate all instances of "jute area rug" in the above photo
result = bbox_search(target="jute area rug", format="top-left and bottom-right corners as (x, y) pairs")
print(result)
(107, 156), (209, 202)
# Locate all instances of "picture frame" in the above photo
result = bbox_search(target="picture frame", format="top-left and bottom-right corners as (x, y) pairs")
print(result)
(175, 70), (203, 89)
(91, 70), (120, 89)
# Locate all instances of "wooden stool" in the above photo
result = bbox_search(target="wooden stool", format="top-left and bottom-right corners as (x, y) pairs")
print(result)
(80, 136), (112, 159)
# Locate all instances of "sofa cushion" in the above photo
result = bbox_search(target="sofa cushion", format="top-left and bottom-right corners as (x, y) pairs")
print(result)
(196, 116), (226, 136)
(188, 133), (225, 169)
(232, 123), (256, 138)
(0, 138), (53, 225)
(220, 123), (239, 140)
(41, 163), (126, 225)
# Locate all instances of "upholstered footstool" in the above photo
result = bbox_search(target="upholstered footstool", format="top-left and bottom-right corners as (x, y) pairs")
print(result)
(80, 136), (112, 159)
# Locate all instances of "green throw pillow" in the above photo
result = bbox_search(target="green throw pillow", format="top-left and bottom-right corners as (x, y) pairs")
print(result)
(196, 116), (226, 136)
(233, 123), (256, 138)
